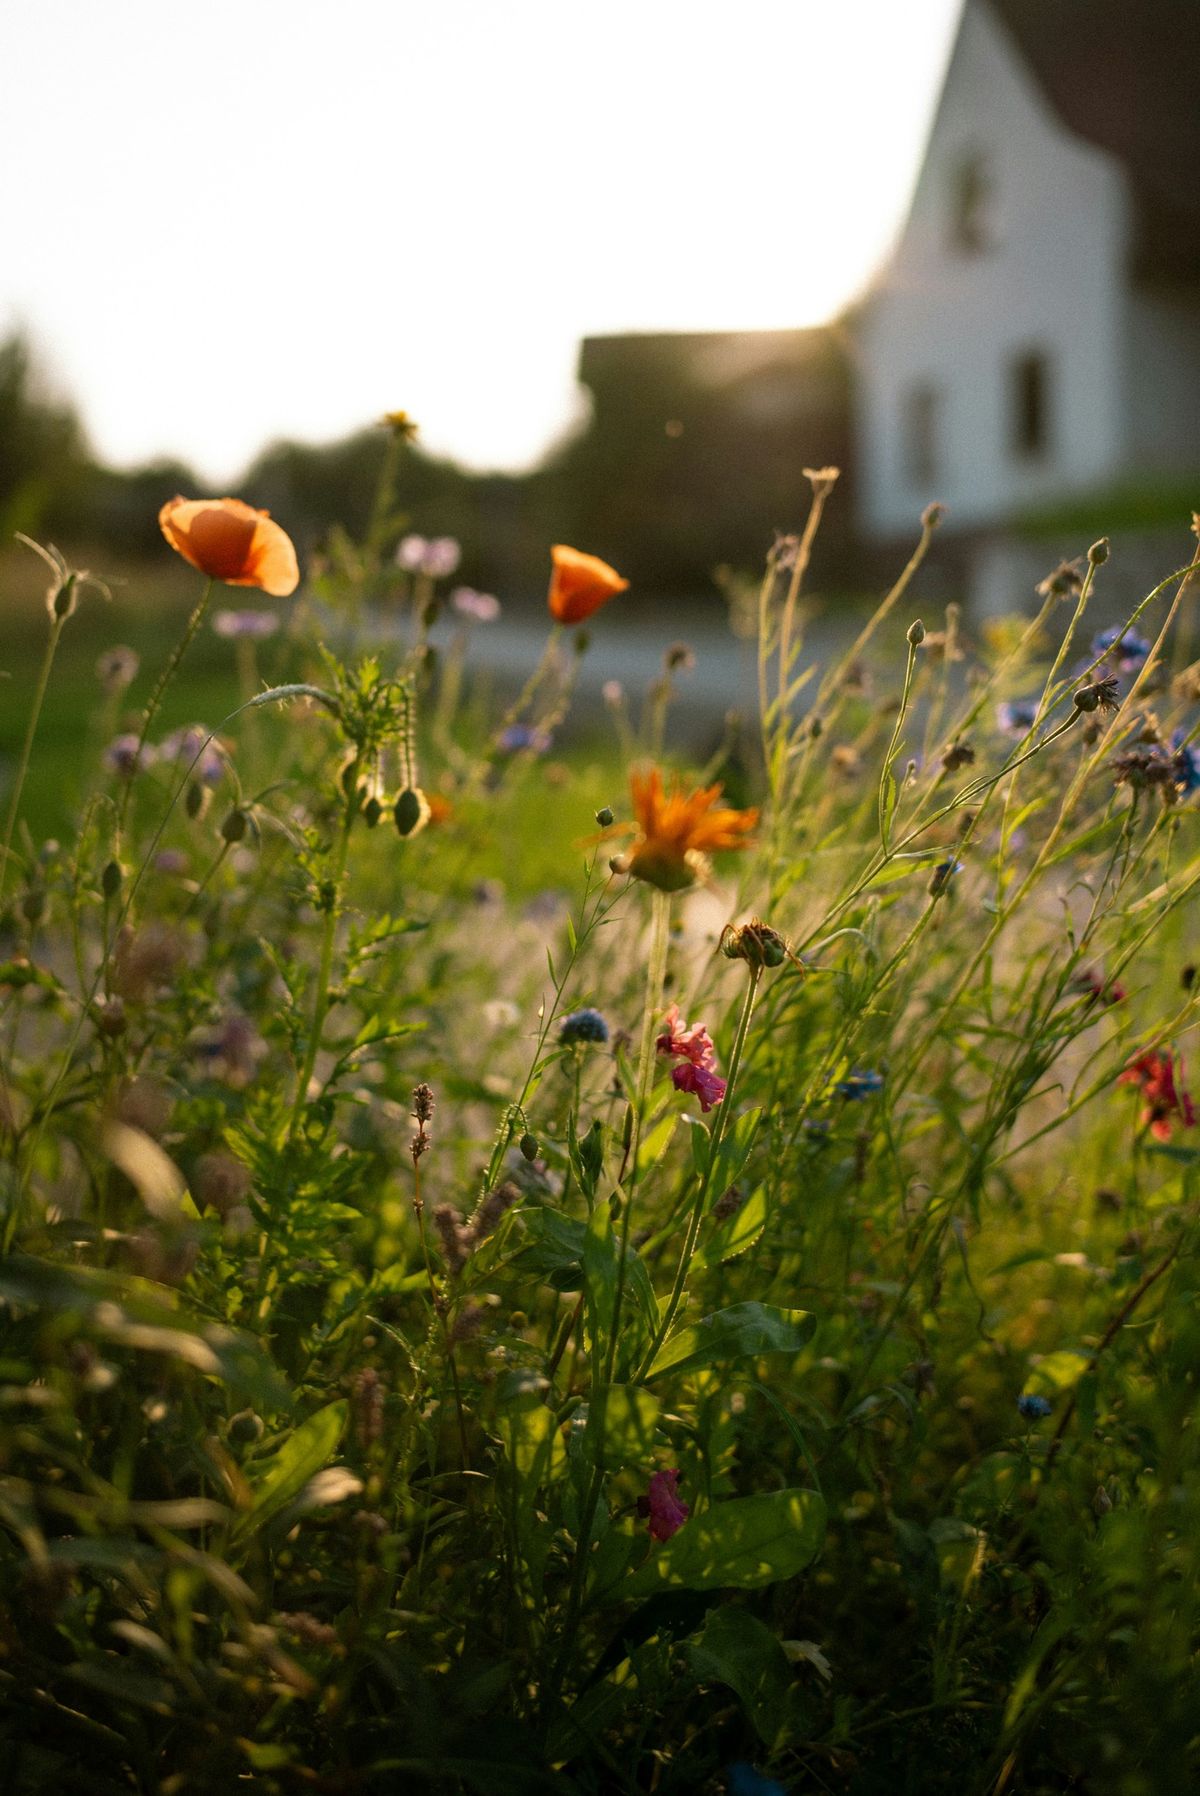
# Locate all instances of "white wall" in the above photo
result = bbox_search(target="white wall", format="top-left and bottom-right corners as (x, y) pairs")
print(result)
(1125, 286), (1200, 473)
(856, 0), (1132, 537)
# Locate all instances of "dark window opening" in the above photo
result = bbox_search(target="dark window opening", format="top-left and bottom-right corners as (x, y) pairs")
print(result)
(1011, 351), (1051, 458)
(903, 383), (939, 487)
(949, 151), (995, 255)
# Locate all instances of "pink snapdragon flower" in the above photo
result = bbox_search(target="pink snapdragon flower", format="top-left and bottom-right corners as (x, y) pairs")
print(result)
(671, 1060), (727, 1112)
(637, 1469), (690, 1541)
(656, 1003), (726, 1111)
(656, 1003), (717, 1069)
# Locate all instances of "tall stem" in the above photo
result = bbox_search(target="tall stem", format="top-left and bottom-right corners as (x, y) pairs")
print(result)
(287, 769), (359, 1139)
(117, 578), (214, 840)
(0, 613), (65, 910)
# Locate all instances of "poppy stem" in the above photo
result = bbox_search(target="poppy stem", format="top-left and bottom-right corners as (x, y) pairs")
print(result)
(117, 577), (214, 842)
(286, 761), (360, 1142)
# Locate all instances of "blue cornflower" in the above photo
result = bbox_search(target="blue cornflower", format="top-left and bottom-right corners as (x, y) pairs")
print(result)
(497, 723), (552, 755)
(835, 1069), (884, 1100)
(727, 1766), (787, 1796)
(929, 856), (964, 896)
(1017, 1393), (1053, 1421)
(559, 1007), (609, 1046)
(997, 699), (1038, 737)
(1092, 626), (1151, 675)
(1171, 732), (1200, 796)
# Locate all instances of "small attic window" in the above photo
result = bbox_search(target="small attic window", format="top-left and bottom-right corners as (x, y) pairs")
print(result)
(1010, 350), (1051, 458)
(948, 150), (996, 254)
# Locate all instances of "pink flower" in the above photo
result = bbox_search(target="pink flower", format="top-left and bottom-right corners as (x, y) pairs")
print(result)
(637, 1469), (690, 1542)
(671, 1060), (727, 1113)
(656, 1003), (718, 1069)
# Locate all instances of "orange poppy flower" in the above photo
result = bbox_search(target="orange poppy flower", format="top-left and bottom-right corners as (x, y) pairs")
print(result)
(159, 497), (300, 597)
(548, 544), (628, 625)
(620, 767), (758, 892)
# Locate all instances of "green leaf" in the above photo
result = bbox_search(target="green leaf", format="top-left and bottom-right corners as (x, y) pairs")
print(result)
(496, 1390), (566, 1494)
(591, 1383), (661, 1469)
(646, 1302), (815, 1383)
(686, 1604), (798, 1747)
(1024, 1348), (1092, 1397)
(622, 1488), (826, 1595)
(697, 1184), (768, 1268)
(233, 1400), (347, 1543)
(707, 1107), (762, 1198)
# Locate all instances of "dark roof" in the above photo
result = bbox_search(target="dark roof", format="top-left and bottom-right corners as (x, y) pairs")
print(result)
(985, 0), (1200, 279)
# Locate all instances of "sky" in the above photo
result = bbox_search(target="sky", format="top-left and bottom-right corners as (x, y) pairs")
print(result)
(2, 0), (962, 482)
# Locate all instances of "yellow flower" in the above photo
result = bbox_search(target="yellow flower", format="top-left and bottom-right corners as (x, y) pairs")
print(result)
(380, 410), (419, 440)
(619, 767), (758, 892)
(159, 497), (299, 597)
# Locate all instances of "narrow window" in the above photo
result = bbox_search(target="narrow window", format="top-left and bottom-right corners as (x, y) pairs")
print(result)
(949, 151), (994, 254)
(1011, 351), (1050, 458)
(903, 383), (939, 487)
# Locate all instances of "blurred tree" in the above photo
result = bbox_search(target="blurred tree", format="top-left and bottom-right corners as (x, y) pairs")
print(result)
(0, 332), (92, 542)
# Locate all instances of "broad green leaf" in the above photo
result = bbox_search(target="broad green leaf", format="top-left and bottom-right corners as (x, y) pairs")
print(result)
(591, 1383), (660, 1469)
(496, 1390), (566, 1493)
(622, 1488), (826, 1595)
(1024, 1348), (1091, 1397)
(646, 1302), (815, 1383)
(636, 1110), (678, 1177)
(233, 1400), (347, 1542)
(697, 1185), (768, 1268)
(686, 1604), (797, 1747)
(707, 1107), (763, 1198)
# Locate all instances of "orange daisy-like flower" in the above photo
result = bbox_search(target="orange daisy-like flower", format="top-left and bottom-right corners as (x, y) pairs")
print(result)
(548, 544), (628, 625)
(159, 497), (300, 597)
(621, 767), (758, 892)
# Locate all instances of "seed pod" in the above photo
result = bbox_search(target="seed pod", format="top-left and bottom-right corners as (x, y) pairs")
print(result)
(519, 1132), (539, 1162)
(220, 808), (248, 844)
(101, 859), (124, 899)
(394, 787), (431, 839)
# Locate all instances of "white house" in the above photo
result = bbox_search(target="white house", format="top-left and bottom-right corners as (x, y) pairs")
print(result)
(856, 0), (1200, 547)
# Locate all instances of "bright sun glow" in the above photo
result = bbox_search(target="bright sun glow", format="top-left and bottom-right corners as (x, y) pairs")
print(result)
(2, 0), (961, 480)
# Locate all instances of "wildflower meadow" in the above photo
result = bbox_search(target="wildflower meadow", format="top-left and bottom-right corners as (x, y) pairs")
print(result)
(2, 439), (1200, 1795)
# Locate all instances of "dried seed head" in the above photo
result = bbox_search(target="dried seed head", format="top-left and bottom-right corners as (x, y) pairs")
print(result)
(1074, 676), (1120, 715)
(412, 1083), (435, 1124)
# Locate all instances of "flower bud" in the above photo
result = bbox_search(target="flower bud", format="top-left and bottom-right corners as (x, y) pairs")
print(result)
(907, 618), (926, 646)
(519, 1132), (539, 1162)
(185, 781), (205, 819)
(52, 574), (79, 620)
(1088, 537), (1110, 567)
(595, 806), (614, 828)
(220, 808), (248, 843)
(363, 796), (383, 829)
(921, 502), (945, 530)
(101, 859), (124, 899)
(21, 888), (45, 925)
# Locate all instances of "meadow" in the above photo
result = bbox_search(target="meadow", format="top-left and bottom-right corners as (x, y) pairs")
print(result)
(1, 450), (1199, 1796)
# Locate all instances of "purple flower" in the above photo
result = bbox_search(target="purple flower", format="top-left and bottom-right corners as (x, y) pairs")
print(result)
(1092, 626), (1151, 676)
(451, 586), (500, 623)
(1017, 1393), (1053, 1421)
(104, 733), (154, 779)
(997, 699), (1038, 737)
(153, 849), (190, 876)
(159, 725), (226, 786)
(213, 608), (280, 640)
(559, 1007), (609, 1045)
(498, 723), (552, 755)
(1171, 732), (1200, 795)
(396, 534), (461, 578)
(930, 856), (964, 896)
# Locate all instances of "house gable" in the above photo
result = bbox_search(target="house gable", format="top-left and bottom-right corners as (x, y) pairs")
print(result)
(856, 0), (1131, 537)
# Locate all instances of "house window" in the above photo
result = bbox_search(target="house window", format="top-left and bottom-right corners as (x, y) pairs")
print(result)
(903, 382), (939, 487)
(1010, 351), (1051, 458)
(948, 150), (995, 254)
